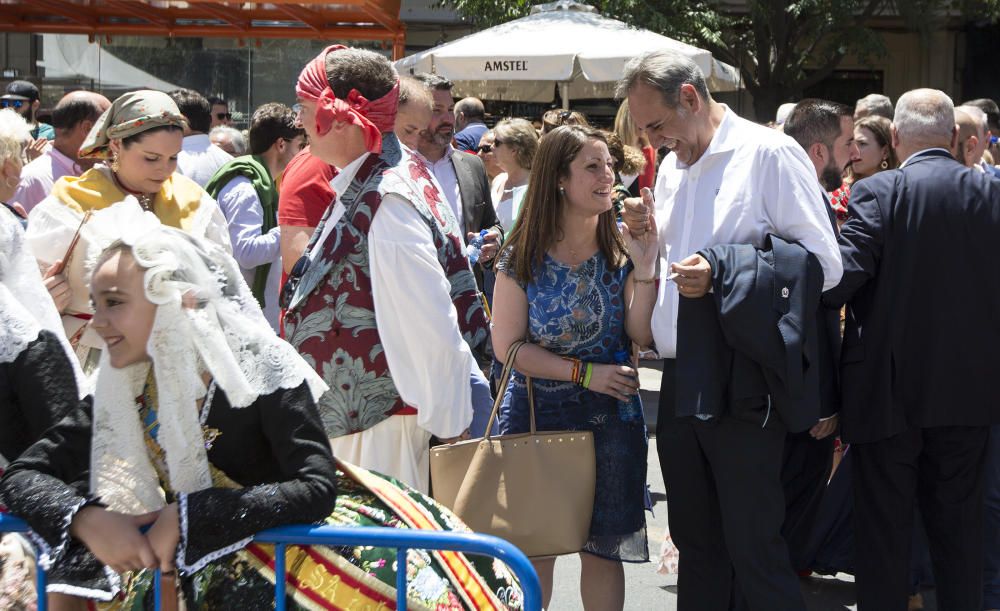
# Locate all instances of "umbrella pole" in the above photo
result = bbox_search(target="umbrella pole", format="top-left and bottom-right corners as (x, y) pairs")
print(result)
(560, 82), (570, 110)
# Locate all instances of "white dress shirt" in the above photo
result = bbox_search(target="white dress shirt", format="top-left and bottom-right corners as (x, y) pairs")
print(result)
(651, 105), (843, 358)
(310, 152), (476, 438)
(215, 176), (282, 331)
(423, 145), (464, 230)
(177, 134), (233, 188)
(13, 147), (81, 213)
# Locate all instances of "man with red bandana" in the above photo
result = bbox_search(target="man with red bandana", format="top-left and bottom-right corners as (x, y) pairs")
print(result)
(281, 46), (490, 492)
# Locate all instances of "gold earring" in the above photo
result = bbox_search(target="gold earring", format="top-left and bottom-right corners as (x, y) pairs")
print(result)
(880, 159), (888, 170)
(110, 153), (120, 173)
(4, 176), (17, 189)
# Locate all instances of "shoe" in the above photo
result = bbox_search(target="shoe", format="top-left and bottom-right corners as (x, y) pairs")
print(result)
(907, 592), (924, 611)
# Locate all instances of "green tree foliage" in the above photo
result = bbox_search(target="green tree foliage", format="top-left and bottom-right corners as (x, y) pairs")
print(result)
(441, 0), (1000, 120)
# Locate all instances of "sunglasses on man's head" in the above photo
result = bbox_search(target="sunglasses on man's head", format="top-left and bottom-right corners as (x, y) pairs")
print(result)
(1, 99), (25, 109)
(215, 112), (232, 120)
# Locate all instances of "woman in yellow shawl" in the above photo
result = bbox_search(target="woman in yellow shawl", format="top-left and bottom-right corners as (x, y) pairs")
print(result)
(25, 90), (230, 370)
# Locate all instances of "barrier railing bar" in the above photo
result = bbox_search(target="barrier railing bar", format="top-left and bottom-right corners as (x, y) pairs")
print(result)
(0, 515), (542, 611)
(274, 542), (287, 611)
(396, 547), (408, 611)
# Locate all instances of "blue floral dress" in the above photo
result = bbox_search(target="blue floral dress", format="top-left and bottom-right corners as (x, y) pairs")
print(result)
(496, 250), (649, 562)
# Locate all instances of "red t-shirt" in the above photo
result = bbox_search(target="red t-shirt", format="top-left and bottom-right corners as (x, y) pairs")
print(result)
(278, 146), (337, 229)
(278, 147), (337, 287)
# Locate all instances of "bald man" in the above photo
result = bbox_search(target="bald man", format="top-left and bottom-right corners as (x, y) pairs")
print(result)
(452, 96), (488, 152)
(13, 90), (111, 213)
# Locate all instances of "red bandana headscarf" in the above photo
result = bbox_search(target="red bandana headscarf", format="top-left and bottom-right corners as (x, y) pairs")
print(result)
(295, 45), (400, 155)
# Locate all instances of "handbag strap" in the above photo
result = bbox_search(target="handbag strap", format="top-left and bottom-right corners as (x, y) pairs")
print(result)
(483, 340), (537, 438)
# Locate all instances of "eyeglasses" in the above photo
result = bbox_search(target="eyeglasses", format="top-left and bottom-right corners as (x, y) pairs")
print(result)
(215, 112), (231, 120)
(292, 103), (303, 116)
(477, 144), (494, 153)
(0, 99), (25, 109)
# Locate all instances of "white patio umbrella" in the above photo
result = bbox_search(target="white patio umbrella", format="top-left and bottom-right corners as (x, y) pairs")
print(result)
(394, 0), (741, 107)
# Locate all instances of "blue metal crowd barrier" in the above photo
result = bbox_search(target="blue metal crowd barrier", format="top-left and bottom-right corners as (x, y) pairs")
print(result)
(0, 513), (542, 611)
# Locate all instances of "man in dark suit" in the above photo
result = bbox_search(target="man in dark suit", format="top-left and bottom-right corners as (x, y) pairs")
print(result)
(413, 74), (502, 270)
(823, 88), (1000, 611)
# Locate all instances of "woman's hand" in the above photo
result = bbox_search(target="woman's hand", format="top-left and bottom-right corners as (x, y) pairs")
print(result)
(43, 260), (71, 313)
(622, 188), (659, 278)
(587, 364), (639, 402)
(145, 502), (181, 573)
(69, 506), (159, 574)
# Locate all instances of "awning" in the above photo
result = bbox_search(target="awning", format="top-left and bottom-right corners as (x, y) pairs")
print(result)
(40, 34), (180, 91)
(395, 1), (742, 104)
(0, 0), (406, 58)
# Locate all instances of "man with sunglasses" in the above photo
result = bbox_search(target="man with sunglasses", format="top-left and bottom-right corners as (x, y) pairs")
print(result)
(169, 88), (233, 187)
(2, 81), (54, 160)
(209, 96), (233, 129)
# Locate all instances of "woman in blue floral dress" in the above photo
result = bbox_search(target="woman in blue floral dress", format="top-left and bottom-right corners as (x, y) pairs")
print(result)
(492, 125), (660, 610)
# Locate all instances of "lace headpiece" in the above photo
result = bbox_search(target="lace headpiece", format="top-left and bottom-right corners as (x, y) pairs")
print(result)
(295, 45), (400, 154)
(85, 200), (327, 513)
(0, 207), (86, 395)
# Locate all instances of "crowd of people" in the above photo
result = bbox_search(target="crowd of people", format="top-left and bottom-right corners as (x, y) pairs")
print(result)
(0, 43), (996, 611)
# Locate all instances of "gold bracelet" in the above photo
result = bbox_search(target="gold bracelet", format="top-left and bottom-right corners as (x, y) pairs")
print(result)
(633, 276), (656, 284)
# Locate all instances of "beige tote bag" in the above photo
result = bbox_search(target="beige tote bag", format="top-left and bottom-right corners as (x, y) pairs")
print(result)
(430, 340), (596, 558)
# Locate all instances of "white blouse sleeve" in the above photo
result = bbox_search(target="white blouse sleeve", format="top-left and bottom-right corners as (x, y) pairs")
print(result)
(368, 193), (475, 439)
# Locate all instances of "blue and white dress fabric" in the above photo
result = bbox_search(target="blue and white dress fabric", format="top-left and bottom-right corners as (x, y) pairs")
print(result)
(497, 250), (648, 562)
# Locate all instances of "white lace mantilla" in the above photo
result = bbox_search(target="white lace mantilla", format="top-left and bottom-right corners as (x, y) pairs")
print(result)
(87, 204), (327, 514)
(0, 207), (86, 394)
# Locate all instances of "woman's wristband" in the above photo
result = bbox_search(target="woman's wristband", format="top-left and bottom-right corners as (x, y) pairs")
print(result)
(582, 362), (594, 389)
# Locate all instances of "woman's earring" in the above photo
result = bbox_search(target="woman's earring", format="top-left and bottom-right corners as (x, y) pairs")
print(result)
(4, 176), (17, 189)
(110, 153), (120, 173)
(558, 186), (566, 196)
(880, 159), (889, 170)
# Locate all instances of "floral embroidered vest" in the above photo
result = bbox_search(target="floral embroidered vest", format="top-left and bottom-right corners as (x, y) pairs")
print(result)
(284, 135), (489, 437)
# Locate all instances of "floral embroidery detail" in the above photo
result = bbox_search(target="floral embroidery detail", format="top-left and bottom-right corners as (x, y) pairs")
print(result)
(285, 135), (489, 438)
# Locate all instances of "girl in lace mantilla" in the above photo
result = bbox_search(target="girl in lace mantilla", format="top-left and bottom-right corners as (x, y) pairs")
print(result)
(0, 209), (521, 610)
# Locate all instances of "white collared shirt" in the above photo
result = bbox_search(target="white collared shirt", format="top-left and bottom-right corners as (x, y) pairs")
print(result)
(177, 134), (233, 188)
(307, 151), (476, 438)
(216, 176), (282, 331)
(651, 105), (843, 358)
(423, 145), (464, 230)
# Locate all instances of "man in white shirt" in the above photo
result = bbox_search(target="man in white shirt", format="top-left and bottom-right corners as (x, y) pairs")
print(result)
(620, 50), (842, 610)
(413, 74), (501, 267)
(283, 45), (490, 493)
(204, 103), (304, 331)
(13, 90), (110, 213)
(169, 88), (233, 187)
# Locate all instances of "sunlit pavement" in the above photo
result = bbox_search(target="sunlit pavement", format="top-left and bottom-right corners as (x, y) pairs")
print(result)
(546, 360), (938, 610)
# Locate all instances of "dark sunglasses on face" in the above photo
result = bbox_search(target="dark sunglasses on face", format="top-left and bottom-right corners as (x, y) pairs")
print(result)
(1, 99), (25, 109)
(477, 144), (494, 153)
(215, 112), (232, 120)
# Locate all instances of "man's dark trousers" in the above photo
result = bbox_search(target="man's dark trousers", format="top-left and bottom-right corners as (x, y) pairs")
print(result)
(852, 425), (989, 611)
(657, 359), (806, 611)
(982, 425), (999, 609)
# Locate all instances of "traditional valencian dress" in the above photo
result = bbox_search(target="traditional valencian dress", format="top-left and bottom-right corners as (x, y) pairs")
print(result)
(24, 90), (231, 371)
(284, 134), (490, 493)
(0, 206), (87, 610)
(26, 165), (230, 369)
(0, 212), (521, 610)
